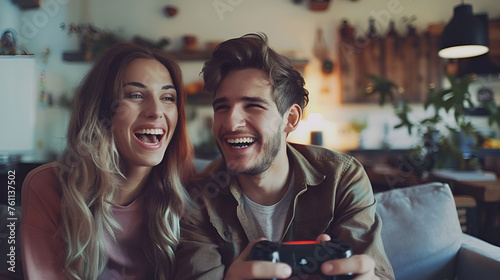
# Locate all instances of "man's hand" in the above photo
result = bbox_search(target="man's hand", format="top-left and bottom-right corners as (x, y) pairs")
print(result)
(317, 234), (379, 280)
(224, 238), (292, 280)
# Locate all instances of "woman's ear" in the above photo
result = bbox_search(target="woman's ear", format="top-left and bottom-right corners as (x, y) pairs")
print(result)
(284, 104), (302, 134)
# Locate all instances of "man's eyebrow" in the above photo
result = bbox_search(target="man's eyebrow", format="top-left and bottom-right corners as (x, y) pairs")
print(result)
(212, 96), (271, 107)
(212, 97), (228, 107)
(241, 96), (270, 105)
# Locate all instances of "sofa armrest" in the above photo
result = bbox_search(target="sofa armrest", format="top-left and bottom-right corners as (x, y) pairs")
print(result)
(455, 233), (500, 280)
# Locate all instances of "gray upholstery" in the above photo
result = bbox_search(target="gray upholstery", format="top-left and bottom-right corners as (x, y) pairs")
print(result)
(193, 159), (500, 279)
(375, 182), (500, 280)
(194, 158), (214, 172)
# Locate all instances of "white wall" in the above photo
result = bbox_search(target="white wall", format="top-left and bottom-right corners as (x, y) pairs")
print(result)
(2, 0), (499, 158)
(0, 57), (37, 155)
(1, 0), (92, 159)
(0, 1), (20, 31)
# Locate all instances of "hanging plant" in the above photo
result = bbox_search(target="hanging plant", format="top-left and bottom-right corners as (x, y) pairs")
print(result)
(60, 23), (122, 61)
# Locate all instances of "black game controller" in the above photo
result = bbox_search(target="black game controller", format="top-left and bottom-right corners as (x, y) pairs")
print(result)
(249, 239), (353, 280)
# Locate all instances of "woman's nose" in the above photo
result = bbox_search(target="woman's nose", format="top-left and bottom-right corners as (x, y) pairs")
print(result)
(144, 98), (163, 119)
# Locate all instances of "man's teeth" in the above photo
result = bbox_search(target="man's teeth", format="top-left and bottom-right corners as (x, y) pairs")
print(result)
(227, 137), (255, 148)
(134, 128), (164, 135)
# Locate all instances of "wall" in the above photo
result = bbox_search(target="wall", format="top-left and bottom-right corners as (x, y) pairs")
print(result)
(0, 57), (37, 155)
(2, 0), (500, 159)
(0, 1), (20, 31)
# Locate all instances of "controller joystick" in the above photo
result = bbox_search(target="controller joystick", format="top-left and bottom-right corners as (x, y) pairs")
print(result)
(249, 239), (353, 280)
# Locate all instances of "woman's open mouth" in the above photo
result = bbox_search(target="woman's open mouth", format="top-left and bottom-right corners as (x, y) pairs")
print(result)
(134, 128), (165, 145)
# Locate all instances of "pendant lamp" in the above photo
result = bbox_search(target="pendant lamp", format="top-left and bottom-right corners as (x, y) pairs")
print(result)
(438, 2), (489, 59)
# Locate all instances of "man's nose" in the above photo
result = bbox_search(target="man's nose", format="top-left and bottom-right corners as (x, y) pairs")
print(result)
(223, 107), (245, 131)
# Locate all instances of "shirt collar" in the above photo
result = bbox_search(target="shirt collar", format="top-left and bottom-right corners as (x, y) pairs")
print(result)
(286, 143), (326, 187)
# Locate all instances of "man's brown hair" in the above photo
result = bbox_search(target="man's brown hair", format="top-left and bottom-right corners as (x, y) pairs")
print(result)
(202, 33), (309, 115)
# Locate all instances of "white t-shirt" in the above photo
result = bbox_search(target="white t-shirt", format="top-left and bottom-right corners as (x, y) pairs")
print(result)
(242, 173), (295, 242)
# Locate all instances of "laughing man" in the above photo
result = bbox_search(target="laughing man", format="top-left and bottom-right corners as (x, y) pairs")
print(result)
(175, 33), (395, 280)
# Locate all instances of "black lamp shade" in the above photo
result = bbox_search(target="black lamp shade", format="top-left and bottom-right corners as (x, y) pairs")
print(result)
(439, 4), (489, 59)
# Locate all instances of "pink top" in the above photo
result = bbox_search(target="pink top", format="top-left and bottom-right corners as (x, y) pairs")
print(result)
(21, 163), (154, 280)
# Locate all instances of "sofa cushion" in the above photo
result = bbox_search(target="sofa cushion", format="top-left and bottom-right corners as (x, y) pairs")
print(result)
(375, 182), (462, 280)
(194, 158), (213, 172)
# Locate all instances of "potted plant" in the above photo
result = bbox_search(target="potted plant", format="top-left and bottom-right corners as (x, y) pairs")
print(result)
(366, 72), (499, 175)
(349, 117), (368, 149)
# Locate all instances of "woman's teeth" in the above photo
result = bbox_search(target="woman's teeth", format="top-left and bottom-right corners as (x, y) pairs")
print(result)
(135, 128), (164, 135)
(134, 128), (164, 144)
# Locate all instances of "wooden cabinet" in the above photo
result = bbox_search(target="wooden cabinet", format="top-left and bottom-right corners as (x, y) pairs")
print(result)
(453, 18), (500, 76)
(338, 20), (444, 104)
(338, 18), (500, 104)
(489, 19), (500, 66)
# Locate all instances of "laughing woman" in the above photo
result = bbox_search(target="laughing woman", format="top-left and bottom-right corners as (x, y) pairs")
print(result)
(20, 43), (194, 280)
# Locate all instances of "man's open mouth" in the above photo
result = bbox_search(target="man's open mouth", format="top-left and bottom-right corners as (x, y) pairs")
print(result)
(134, 128), (164, 144)
(226, 137), (256, 148)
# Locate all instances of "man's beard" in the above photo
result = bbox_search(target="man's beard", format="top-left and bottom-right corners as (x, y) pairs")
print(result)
(221, 130), (282, 176)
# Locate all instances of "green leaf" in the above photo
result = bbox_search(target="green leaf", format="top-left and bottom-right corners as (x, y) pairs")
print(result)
(365, 74), (398, 106)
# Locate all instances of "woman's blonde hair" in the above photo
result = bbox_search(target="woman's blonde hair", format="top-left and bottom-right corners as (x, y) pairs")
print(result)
(57, 42), (193, 280)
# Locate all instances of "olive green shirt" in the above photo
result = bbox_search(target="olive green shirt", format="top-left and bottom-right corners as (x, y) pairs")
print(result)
(175, 143), (395, 280)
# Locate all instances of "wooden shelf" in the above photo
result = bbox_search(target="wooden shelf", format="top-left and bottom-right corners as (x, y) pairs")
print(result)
(12, 0), (39, 9)
(62, 49), (308, 72)
(187, 92), (212, 105)
(169, 50), (212, 61)
(169, 50), (309, 70)
(62, 51), (88, 62)
(290, 58), (308, 72)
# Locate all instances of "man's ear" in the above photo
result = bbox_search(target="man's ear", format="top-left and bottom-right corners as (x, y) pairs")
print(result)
(284, 104), (302, 134)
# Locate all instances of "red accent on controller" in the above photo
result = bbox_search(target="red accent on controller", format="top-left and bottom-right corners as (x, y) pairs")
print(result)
(283, 241), (319, 245)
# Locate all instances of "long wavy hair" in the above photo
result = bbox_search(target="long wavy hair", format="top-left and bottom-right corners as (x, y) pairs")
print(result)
(57, 42), (194, 280)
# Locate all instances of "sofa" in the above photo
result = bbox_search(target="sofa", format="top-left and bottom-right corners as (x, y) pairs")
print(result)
(375, 182), (500, 280)
(2, 161), (500, 279)
(193, 159), (500, 279)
